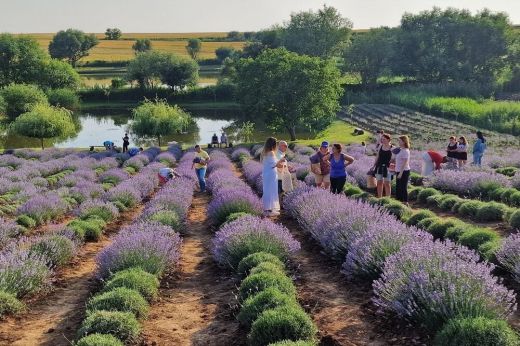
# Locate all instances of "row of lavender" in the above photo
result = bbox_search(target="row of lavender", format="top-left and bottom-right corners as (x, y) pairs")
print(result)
(0, 146), (181, 318)
(233, 146), (519, 344)
(74, 152), (193, 345)
(205, 151), (317, 346)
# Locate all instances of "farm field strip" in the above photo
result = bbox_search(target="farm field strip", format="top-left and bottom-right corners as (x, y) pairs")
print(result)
(235, 145), (514, 342)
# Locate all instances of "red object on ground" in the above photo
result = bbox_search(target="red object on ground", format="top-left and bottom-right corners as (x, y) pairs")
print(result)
(427, 151), (444, 170)
(158, 174), (168, 185)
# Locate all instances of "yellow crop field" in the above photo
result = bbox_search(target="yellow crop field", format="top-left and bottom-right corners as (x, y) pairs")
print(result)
(15, 33), (244, 61)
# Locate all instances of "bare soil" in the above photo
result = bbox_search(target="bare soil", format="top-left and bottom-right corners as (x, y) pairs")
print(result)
(0, 205), (145, 346)
(140, 193), (244, 346)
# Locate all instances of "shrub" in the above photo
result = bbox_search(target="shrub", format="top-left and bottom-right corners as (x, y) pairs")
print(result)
(373, 240), (515, 331)
(239, 272), (296, 301)
(87, 287), (149, 319)
(438, 195), (462, 211)
(406, 210), (436, 226)
(474, 181), (505, 200)
(344, 185), (363, 196)
(224, 212), (250, 224)
(78, 200), (119, 222)
(147, 210), (181, 230)
(29, 234), (76, 267)
(408, 187), (424, 201)
(497, 233), (520, 282)
(237, 252), (286, 277)
(237, 287), (297, 327)
(75, 333), (124, 346)
(16, 214), (36, 228)
(426, 194), (443, 208)
(458, 228), (500, 251)
(490, 187), (507, 201)
(427, 219), (460, 239)
(416, 217), (438, 230)
(250, 262), (287, 276)
(103, 268), (159, 302)
(208, 188), (263, 226)
(501, 189), (517, 204)
(433, 317), (520, 346)
(510, 192), (520, 208)
(248, 305), (317, 346)
(46, 88), (80, 110)
(68, 218), (105, 241)
(418, 188), (441, 204)
(0, 290), (25, 317)
(268, 341), (316, 346)
(475, 202), (508, 222)
(384, 201), (412, 220)
(77, 310), (140, 342)
(445, 224), (471, 241)
(0, 84), (48, 119)
(458, 200), (486, 217)
(479, 239), (502, 262)
(212, 216), (300, 270)
(496, 167), (519, 177)
(510, 210), (520, 230)
(409, 172), (424, 186)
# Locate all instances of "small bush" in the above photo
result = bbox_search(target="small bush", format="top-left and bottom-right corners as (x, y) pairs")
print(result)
(103, 268), (159, 302)
(237, 252), (285, 277)
(458, 228), (500, 251)
(445, 224), (471, 241)
(458, 200), (486, 218)
(384, 201), (412, 220)
(239, 272), (296, 301)
(438, 195), (462, 211)
(406, 210), (436, 226)
(75, 333), (124, 346)
(225, 212), (250, 224)
(418, 188), (441, 204)
(148, 210), (181, 230)
(16, 214), (36, 228)
(433, 317), (520, 346)
(475, 202), (508, 222)
(509, 210), (520, 230)
(426, 194), (443, 208)
(474, 181), (505, 199)
(479, 239), (502, 262)
(344, 185), (363, 196)
(417, 217), (439, 230)
(77, 310), (140, 342)
(0, 291), (25, 317)
(501, 189), (517, 204)
(510, 192), (520, 208)
(489, 187), (507, 201)
(87, 287), (149, 319)
(248, 305), (317, 346)
(79, 202), (119, 222)
(30, 235), (76, 267)
(0, 84), (48, 119)
(427, 219), (461, 239)
(409, 172), (424, 186)
(250, 262), (287, 276)
(68, 218), (105, 241)
(408, 187), (424, 201)
(496, 167), (519, 177)
(46, 88), (80, 110)
(237, 287), (297, 327)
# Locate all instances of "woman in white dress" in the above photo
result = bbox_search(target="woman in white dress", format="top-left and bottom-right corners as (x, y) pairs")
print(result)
(262, 137), (286, 217)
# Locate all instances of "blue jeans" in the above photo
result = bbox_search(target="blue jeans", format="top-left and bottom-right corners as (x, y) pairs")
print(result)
(473, 153), (483, 166)
(196, 168), (207, 192)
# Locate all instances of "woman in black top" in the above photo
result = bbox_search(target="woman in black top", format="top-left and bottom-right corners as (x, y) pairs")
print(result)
(372, 134), (393, 198)
(122, 133), (130, 153)
(446, 136), (458, 168)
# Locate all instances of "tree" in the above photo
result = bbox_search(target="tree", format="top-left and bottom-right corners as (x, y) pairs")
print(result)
(186, 39), (201, 60)
(105, 28), (122, 40)
(0, 84), (49, 119)
(131, 99), (192, 146)
(160, 55), (199, 90)
(132, 39), (152, 54)
(215, 47), (237, 63)
(282, 5), (352, 58)
(395, 7), (511, 82)
(227, 31), (245, 41)
(126, 51), (199, 90)
(11, 103), (75, 149)
(234, 48), (343, 141)
(343, 28), (396, 87)
(49, 29), (99, 66)
(39, 59), (81, 90)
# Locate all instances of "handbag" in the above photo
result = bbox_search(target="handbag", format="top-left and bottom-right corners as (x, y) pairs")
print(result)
(366, 174), (377, 189)
(281, 166), (294, 192)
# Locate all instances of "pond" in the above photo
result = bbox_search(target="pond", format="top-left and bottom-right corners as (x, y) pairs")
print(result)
(0, 106), (313, 149)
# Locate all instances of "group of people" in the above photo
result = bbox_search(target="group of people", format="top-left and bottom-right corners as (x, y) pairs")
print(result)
(101, 133), (142, 156)
(211, 132), (228, 148)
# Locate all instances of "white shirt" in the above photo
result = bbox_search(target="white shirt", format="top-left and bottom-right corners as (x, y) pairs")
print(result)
(457, 143), (467, 152)
(395, 148), (410, 172)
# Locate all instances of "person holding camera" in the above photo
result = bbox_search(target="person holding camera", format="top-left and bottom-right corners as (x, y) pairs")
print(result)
(192, 145), (210, 193)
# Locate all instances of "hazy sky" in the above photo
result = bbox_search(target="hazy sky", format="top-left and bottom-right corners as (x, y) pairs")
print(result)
(1, 0), (518, 33)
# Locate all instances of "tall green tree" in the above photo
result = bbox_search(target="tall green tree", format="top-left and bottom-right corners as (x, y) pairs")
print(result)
(215, 47), (238, 63)
(395, 7), (511, 82)
(131, 99), (192, 146)
(11, 103), (76, 149)
(186, 39), (201, 60)
(49, 29), (99, 66)
(105, 28), (122, 40)
(234, 48), (343, 140)
(0, 84), (49, 119)
(132, 39), (152, 54)
(343, 28), (396, 87)
(282, 5), (352, 58)
(126, 51), (165, 88)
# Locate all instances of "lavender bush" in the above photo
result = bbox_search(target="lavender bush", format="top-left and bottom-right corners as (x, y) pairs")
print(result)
(208, 187), (263, 225)
(212, 215), (300, 269)
(16, 193), (69, 226)
(77, 199), (119, 222)
(497, 233), (520, 283)
(373, 240), (516, 330)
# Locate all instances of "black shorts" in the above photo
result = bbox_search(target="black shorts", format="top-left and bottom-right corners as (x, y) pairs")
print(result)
(278, 180), (283, 194)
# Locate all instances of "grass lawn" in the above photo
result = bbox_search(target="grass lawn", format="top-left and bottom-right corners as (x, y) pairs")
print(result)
(295, 120), (371, 146)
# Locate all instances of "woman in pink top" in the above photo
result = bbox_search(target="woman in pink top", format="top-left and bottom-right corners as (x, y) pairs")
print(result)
(395, 135), (411, 204)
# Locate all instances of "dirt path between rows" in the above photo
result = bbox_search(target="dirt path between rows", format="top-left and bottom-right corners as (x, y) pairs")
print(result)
(0, 205), (145, 346)
(141, 192), (244, 346)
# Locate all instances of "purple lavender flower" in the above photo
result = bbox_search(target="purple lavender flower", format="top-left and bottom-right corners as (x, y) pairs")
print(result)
(0, 218), (24, 248)
(155, 152), (177, 167)
(76, 199), (119, 222)
(16, 193), (69, 226)
(99, 168), (130, 185)
(96, 222), (182, 278)
(231, 148), (252, 162)
(425, 169), (511, 197)
(373, 239), (516, 330)
(497, 233), (520, 283)
(212, 215), (300, 269)
(208, 187), (263, 225)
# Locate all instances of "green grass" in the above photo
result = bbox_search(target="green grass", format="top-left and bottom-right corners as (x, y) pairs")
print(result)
(296, 120), (371, 146)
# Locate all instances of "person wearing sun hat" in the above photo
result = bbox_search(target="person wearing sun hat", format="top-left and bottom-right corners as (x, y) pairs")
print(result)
(309, 141), (331, 189)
